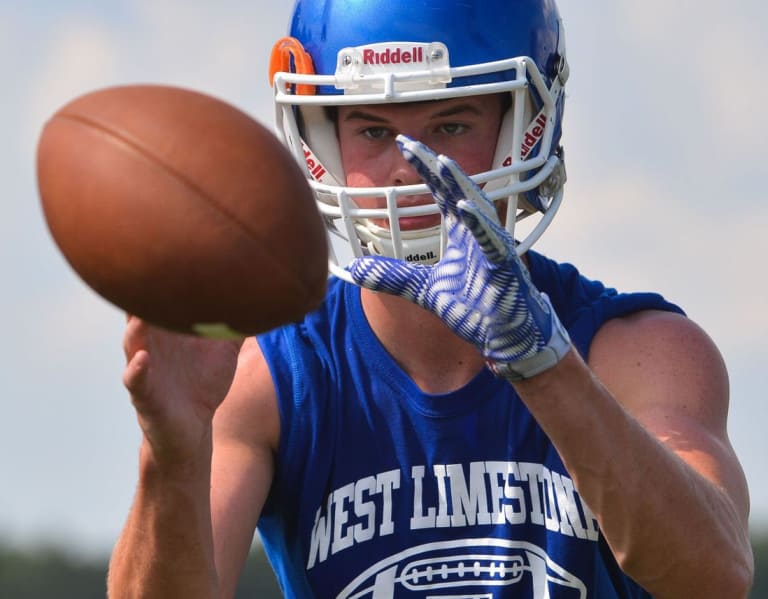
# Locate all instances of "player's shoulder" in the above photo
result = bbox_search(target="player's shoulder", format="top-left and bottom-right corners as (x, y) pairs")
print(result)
(589, 310), (729, 420)
(593, 309), (718, 356)
(592, 309), (724, 369)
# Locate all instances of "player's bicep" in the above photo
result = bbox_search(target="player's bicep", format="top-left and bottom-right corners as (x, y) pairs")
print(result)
(210, 337), (280, 598)
(588, 310), (749, 518)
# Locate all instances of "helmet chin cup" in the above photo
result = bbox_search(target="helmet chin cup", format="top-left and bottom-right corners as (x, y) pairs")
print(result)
(357, 221), (442, 265)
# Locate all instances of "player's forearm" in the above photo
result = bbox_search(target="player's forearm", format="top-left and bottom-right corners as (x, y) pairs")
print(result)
(107, 438), (219, 599)
(514, 349), (753, 598)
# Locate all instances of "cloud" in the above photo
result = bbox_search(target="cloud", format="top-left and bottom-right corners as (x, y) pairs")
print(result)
(24, 21), (119, 158)
(541, 161), (768, 343)
(123, 0), (291, 122)
(616, 0), (768, 159)
(553, 0), (768, 348)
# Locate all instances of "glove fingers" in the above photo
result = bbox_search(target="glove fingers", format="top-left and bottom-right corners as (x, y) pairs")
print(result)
(396, 135), (457, 217)
(436, 155), (500, 225)
(457, 199), (514, 265)
(349, 256), (430, 302)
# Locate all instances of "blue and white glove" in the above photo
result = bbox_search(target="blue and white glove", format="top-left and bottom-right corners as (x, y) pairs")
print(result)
(349, 135), (571, 381)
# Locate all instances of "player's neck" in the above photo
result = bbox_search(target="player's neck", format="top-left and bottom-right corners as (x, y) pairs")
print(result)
(360, 287), (486, 394)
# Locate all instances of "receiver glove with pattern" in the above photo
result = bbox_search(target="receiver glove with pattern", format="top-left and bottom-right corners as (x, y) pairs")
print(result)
(349, 135), (572, 381)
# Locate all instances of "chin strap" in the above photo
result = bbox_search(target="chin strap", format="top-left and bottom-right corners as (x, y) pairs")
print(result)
(350, 135), (571, 382)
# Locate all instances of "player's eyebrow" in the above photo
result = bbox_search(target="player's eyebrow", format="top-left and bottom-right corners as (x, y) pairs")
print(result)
(429, 104), (483, 119)
(341, 103), (483, 124)
(341, 109), (390, 123)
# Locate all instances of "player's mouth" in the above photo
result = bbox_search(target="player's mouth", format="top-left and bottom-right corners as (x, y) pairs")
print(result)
(369, 197), (441, 231)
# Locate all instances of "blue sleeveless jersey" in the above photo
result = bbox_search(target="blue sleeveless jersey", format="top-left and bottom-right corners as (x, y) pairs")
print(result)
(256, 250), (683, 598)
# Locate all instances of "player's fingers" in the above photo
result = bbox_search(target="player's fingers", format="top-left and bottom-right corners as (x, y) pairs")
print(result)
(122, 348), (150, 400)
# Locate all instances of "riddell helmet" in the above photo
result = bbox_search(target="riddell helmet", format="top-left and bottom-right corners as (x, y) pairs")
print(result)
(270, 0), (569, 282)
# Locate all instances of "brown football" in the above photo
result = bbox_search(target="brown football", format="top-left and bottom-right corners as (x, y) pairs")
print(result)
(36, 84), (328, 337)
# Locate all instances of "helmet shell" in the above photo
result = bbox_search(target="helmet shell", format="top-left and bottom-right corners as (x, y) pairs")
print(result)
(289, 0), (564, 93)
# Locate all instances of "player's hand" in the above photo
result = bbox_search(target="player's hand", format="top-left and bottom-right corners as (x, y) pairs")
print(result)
(122, 316), (242, 468)
(350, 135), (571, 381)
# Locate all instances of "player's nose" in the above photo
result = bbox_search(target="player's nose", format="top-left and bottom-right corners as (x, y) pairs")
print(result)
(387, 139), (423, 187)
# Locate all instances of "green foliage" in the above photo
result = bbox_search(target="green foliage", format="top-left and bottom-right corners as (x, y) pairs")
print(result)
(1, 537), (767, 597)
(0, 544), (108, 599)
(753, 534), (768, 598)
(235, 548), (283, 597)
(0, 543), (281, 599)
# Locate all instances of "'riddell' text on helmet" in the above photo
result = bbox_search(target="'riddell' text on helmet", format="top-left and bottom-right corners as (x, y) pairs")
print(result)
(269, 0), (569, 283)
(363, 46), (426, 66)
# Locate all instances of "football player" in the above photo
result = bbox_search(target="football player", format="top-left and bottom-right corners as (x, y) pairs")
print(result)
(109, 1), (753, 597)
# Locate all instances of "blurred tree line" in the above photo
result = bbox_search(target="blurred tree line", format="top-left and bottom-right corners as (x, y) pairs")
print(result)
(0, 542), (281, 598)
(1, 535), (768, 597)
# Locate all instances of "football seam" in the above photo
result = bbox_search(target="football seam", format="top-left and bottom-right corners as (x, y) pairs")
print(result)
(55, 111), (310, 292)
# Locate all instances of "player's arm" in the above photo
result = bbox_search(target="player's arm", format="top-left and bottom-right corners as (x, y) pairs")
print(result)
(210, 337), (280, 598)
(107, 324), (278, 599)
(514, 311), (753, 597)
(107, 430), (219, 599)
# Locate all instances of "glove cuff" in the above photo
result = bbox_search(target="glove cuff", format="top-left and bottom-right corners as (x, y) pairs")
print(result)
(487, 315), (572, 382)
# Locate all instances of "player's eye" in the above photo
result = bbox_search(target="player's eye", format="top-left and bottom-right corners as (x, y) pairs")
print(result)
(437, 123), (468, 136)
(362, 126), (391, 140)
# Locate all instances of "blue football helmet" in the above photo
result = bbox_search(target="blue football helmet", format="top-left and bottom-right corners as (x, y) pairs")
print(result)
(270, 0), (569, 282)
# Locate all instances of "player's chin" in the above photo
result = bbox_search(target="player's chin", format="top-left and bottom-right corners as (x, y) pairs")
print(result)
(401, 214), (442, 230)
(371, 214), (441, 231)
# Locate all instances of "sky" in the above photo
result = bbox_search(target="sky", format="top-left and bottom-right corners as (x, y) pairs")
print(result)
(1, 0), (767, 559)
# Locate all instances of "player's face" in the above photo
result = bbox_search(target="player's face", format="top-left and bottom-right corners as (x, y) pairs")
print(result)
(337, 95), (505, 230)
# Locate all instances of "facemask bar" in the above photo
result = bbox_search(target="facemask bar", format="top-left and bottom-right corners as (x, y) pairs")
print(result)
(272, 54), (565, 283)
